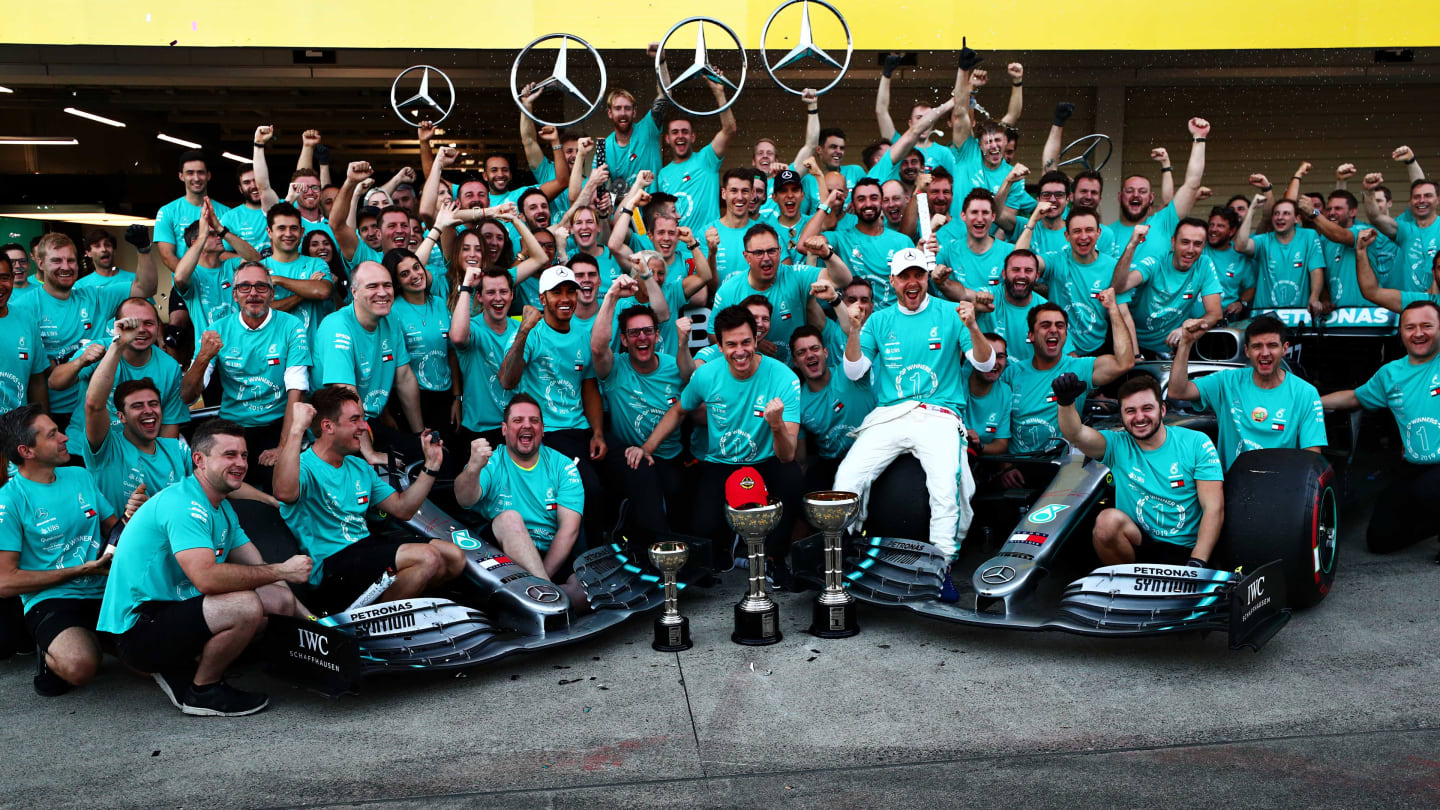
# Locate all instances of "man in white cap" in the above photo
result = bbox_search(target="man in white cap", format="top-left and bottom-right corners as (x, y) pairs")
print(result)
(833, 247), (994, 601)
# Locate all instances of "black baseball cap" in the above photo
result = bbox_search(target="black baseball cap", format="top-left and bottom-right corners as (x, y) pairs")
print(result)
(774, 169), (803, 190)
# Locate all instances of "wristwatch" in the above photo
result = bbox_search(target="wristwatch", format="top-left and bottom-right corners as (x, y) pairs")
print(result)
(419, 466), (441, 477)
(458, 284), (477, 295)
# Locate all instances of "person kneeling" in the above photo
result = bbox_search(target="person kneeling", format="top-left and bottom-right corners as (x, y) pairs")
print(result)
(453, 394), (587, 604)
(273, 386), (465, 614)
(97, 419), (313, 716)
(1054, 374), (1224, 567)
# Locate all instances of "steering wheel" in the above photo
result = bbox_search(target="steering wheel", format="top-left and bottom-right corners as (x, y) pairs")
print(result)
(1058, 133), (1114, 172)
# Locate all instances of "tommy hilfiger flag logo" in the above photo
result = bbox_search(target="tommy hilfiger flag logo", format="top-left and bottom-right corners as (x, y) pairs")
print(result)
(1431, 385), (1440, 397)
(832, 401), (845, 413)
(666, 396), (678, 405)
(1045, 392), (1057, 403)
(357, 494), (370, 505)
(752, 406), (766, 418)
(545, 502), (558, 511)
(381, 353), (394, 362)
(82, 507), (97, 519)
(1271, 421), (1286, 431)
(1182, 293), (1194, 300)
(266, 357), (280, 366)
(928, 340), (942, 350)
(985, 424), (996, 433)
(1169, 479), (1186, 489)
(17, 351), (27, 360)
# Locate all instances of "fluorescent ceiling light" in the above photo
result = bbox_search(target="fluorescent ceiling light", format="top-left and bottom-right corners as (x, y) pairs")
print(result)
(156, 133), (202, 149)
(222, 151), (253, 164)
(0, 212), (155, 227)
(64, 107), (125, 128)
(0, 137), (78, 145)
(0, 87), (13, 94)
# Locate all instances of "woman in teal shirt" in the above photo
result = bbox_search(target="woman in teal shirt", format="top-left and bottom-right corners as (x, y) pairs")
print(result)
(383, 249), (459, 441)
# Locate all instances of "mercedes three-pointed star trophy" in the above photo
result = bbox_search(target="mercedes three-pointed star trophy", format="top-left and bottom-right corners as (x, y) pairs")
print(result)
(510, 33), (608, 128)
(759, 0), (853, 96)
(654, 16), (747, 117)
(390, 65), (456, 128)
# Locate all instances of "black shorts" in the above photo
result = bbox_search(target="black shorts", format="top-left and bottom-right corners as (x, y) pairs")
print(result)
(1136, 534), (1195, 566)
(112, 596), (211, 673)
(311, 540), (406, 613)
(25, 598), (101, 653)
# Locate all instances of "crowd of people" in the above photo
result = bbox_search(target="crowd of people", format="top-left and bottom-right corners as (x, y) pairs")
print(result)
(1, 43), (1438, 716)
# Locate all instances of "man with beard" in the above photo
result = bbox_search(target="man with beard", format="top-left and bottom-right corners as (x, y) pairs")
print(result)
(1323, 300), (1440, 555)
(1008, 298), (1132, 456)
(906, 168), (956, 245)
(963, 333), (1012, 455)
(834, 248), (995, 595)
(602, 81), (668, 193)
(803, 126), (867, 217)
(77, 231), (140, 295)
(498, 265), (611, 539)
(262, 202), (333, 349)
(182, 262), (310, 489)
(1292, 190), (1373, 309)
(867, 99), (955, 193)
(154, 151), (232, 272)
(313, 262), (425, 462)
(640, 305), (802, 576)
(49, 298), (186, 458)
(451, 267), (520, 449)
(1103, 119), (1210, 257)
(1199, 206), (1255, 320)
(1056, 374), (1224, 567)
(937, 188), (1013, 298)
(805, 178), (914, 309)
(1017, 205), (1141, 356)
(33, 235), (158, 430)
(0, 254), (47, 412)
(592, 285), (694, 547)
(1234, 196), (1327, 314)
(275, 389), (463, 612)
(712, 224), (851, 366)
(0, 405), (124, 697)
(100, 419), (307, 716)
(331, 163), (424, 273)
(977, 250), (1053, 365)
(80, 318), (192, 511)
(1110, 219), (1223, 354)
(788, 324), (874, 493)
(705, 169), (760, 285)
(172, 204), (259, 363)
(1169, 315), (1325, 470)
(454, 394), (587, 602)
(1363, 175), (1440, 294)
(657, 88), (738, 230)
(219, 162), (269, 253)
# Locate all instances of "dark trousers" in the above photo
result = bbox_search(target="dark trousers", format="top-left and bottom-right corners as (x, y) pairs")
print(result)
(545, 428), (612, 543)
(595, 445), (689, 548)
(243, 421), (284, 492)
(692, 458), (804, 568)
(1367, 461), (1440, 553)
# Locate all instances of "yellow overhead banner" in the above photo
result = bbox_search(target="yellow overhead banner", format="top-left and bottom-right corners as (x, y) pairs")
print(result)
(3, 1), (1437, 50)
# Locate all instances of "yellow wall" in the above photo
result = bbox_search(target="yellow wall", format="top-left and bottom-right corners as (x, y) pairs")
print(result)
(4, 1), (1438, 50)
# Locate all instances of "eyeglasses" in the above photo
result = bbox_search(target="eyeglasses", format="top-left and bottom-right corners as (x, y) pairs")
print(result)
(234, 282), (272, 293)
(1039, 191), (1068, 200)
(745, 247), (781, 257)
(624, 326), (658, 337)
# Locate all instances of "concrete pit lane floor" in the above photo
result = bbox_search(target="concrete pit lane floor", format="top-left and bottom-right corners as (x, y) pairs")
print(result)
(3, 489), (1439, 809)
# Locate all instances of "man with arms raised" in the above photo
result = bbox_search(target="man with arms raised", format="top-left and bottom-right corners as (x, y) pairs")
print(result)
(450, 267), (520, 448)
(100, 419), (310, 716)
(1017, 204), (1141, 356)
(1362, 175), (1440, 294)
(1110, 220), (1223, 354)
(804, 178), (915, 309)
(1101, 119), (1211, 257)
(1056, 374), (1224, 567)
(1169, 315), (1325, 469)
(274, 389), (464, 612)
(1353, 229), (1440, 315)
(833, 248), (995, 598)
(1234, 195), (1327, 313)
(0, 405), (125, 697)
(657, 89), (737, 230)
(1322, 300), (1440, 555)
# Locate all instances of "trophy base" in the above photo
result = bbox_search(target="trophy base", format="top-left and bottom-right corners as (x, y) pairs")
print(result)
(808, 598), (860, 638)
(732, 602), (782, 646)
(652, 617), (693, 652)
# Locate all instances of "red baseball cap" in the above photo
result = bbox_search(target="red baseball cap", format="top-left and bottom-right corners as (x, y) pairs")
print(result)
(725, 467), (770, 509)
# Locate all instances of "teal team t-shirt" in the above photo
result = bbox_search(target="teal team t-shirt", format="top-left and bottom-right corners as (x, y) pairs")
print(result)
(937, 238), (1014, 295)
(1009, 355), (1098, 453)
(823, 224), (914, 310)
(519, 319), (593, 432)
(1041, 248), (1125, 355)
(390, 295), (452, 391)
(153, 196), (232, 249)
(961, 368), (1013, 446)
(600, 353), (686, 460)
(220, 204), (269, 252)
(210, 310), (311, 427)
(34, 285), (134, 415)
(1393, 217), (1440, 293)
(74, 270), (135, 296)
(472, 447), (585, 552)
(82, 432), (191, 518)
(0, 311), (47, 411)
(279, 448), (397, 585)
(264, 254), (333, 348)
(1100, 425), (1223, 548)
(1194, 368), (1327, 468)
(797, 370), (874, 458)
(603, 110), (664, 192)
(658, 145), (723, 231)
(1317, 224), (1373, 308)
(314, 306), (411, 418)
(97, 475), (249, 634)
(859, 297), (978, 413)
(1201, 244), (1256, 312)
(1250, 230), (1323, 308)
(177, 257), (246, 350)
(1355, 351), (1440, 464)
(65, 348), (189, 457)
(711, 265), (823, 365)
(1106, 201), (1180, 260)
(1128, 249), (1221, 353)
(702, 218), (752, 284)
(680, 355), (800, 465)
(0, 468), (114, 611)
(949, 137), (1034, 213)
(456, 316), (519, 434)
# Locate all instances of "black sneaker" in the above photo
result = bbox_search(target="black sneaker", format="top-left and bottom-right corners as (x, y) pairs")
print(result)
(151, 667), (195, 711)
(33, 658), (72, 697)
(180, 681), (270, 717)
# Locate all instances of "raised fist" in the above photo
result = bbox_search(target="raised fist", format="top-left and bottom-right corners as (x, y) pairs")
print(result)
(1187, 118), (1211, 139)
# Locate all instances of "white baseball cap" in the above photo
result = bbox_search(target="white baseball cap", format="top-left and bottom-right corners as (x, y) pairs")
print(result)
(889, 247), (930, 276)
(539, 265), (579, 294)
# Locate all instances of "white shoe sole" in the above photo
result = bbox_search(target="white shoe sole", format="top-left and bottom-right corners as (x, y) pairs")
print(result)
(151, 672), (184, 711)
(180, 697), (270, 717)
